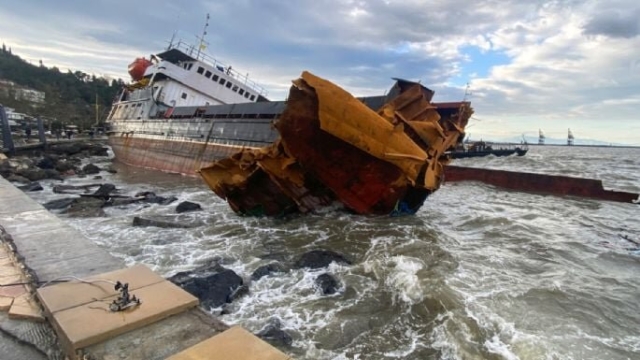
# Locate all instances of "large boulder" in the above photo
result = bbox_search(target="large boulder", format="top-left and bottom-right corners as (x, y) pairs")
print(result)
(6, 174), (30, 184)
(62, 197), (106, 217)
(50, 143), (84, 156)
(82, 163), (101, 175)
(92, 183), (117, 198)
(132, 216), (203, 229)
(169, 266), (244, 309)
(256, 318), (293, 348)
(55, 160), (77, 173)
(44, 169), (62, 180)
(293, 250), (352, 269)
(251, 262), (287, 281)
(43, 198), (77, 210)
(315, 273), (340, 295)
(16, 168), (47, 181)
(135, 192), (178, 205)
(17, 182), (43, 192)
(36, 156), (57, 170)
(176, 201), (202, 213)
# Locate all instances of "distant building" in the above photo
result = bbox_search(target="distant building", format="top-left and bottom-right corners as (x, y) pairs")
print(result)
(0, 79), (46, 105)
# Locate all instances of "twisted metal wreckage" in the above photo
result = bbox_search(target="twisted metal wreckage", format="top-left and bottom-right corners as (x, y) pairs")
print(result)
(199, 72), (639, 216)
(199, 71), (472, 216)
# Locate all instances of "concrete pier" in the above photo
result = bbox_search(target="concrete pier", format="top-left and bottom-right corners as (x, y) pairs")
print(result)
(0, 175), (290, 359)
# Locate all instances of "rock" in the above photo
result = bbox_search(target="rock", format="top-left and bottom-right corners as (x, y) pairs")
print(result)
(36, 156), (57, 169)
(62, 197), (106, 217)
(315, 273), (340, 295)
(132, 216), (203, 229)
(43, 198), (77, 210)
(50, 143), (83, 156)
(293, 250), (352, 269)
(55, 160), (76, 173)
(6, 174), (30, 184)
(106, 165), (118, 174)
(228, 284), (249, 302)
(176, 201), (202, 213)
(251, 263), (287, 281)
(169, 267), (243, 309)
(93, 183), (116, 197)
(256, 318), (293, 348)
(44, 169), (62, 180)
(93, 175), (103, 180)
(16, 168), (47, 181)
(87, 145), (109, 157)
(17, 182), (43, 192)
(136, 192), (178, 205)
(53, 183), (101, 194)
(82, 163), (101, 175)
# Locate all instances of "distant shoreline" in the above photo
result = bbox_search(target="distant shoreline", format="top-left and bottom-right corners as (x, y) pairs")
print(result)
(526, 144), (640, 149)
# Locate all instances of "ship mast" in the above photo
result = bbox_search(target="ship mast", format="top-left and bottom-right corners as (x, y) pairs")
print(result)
(538, 129), (545, 145)
(196, 13), (210, 60)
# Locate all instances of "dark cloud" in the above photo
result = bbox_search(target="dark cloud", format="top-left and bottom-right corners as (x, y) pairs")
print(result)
(582, 9), (640, 38)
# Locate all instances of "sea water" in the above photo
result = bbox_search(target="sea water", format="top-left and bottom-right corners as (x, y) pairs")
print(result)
(26, 145), (640, 360)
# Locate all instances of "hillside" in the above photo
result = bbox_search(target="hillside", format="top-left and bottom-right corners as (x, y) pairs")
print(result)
(0, 44), (124, 129)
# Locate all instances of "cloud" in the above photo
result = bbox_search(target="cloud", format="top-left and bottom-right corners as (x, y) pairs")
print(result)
(0, 0), (638, 144)
(583, 9), (640, 39)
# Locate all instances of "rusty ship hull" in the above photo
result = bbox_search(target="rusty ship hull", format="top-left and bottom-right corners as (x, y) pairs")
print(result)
(199, 72), (472, 216)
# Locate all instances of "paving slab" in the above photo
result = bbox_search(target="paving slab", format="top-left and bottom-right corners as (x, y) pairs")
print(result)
(0, 209), (68, 236)
(167, 325), (292, 360)
(7, 226), (123, 282)
(37, 264), (165, 314)
(0, 296), (13, 311)
(0, 193), (43, 215)
(8, 293), (44, 321)
(52, 280), (198, 351)
(0, 284), (27, 298)
(83, 308), (228, 360)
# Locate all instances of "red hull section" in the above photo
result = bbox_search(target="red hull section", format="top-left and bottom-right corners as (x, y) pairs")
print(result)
(444, 165), (640, 204)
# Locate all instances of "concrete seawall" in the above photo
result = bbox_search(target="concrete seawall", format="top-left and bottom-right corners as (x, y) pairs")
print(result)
(0, 175), (291, 359)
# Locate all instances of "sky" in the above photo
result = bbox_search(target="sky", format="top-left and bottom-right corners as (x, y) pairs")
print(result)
(1, 0), (639, 145)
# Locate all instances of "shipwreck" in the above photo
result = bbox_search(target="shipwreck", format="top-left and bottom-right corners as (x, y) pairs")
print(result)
(199, 72), (472, 216)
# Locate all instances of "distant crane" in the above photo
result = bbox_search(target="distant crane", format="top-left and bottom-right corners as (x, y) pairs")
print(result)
(567, 128), (574, 146)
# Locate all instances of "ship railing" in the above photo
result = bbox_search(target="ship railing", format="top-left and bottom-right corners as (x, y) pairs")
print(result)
(168, 39), (268, 97)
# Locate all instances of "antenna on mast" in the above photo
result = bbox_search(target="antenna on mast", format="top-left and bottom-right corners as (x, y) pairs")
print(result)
(167, 31), (177, 50)
(196, 13), (210, 60)
(462, 82), (472, 101)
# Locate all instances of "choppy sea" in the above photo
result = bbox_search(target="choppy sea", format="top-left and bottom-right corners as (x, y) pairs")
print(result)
(26, 145), (640, 360)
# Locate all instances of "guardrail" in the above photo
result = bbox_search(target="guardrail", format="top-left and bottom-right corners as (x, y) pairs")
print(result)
(1, 104), (49, 155)
(0, 105), (14, 153)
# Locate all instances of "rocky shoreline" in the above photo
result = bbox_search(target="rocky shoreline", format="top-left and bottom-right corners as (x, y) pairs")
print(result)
(1, 142), (355, 352)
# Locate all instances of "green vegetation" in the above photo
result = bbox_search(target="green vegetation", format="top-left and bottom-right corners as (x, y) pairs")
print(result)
(0, 44), (124, 130)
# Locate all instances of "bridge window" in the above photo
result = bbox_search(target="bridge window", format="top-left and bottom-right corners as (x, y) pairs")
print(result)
(212, 74), (219, 82)
(232, 85), (239, 92)
(226, 81), (233, 89)
(205, 70), (212, 78)
(196, 66), (204, 74)
(238, 89), (244, 95)
(250, 95), (256, 101)
(244, 92), (250, 98)
(181, 92), (187, 99)
(219, 78), (226, 85)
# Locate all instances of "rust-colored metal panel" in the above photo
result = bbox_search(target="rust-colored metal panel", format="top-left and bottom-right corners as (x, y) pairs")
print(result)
(200, 72), (472, 216)
(444, 165), (640, 203)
